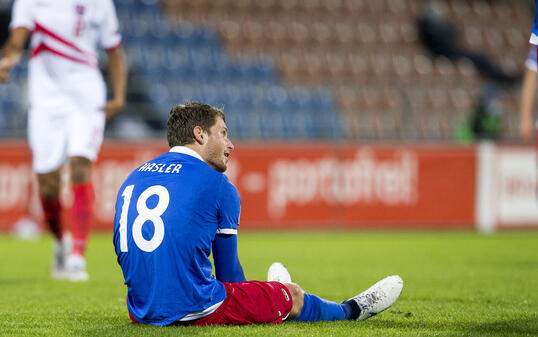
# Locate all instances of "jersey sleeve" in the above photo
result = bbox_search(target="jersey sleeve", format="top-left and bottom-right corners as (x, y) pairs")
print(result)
(525, 46), (537, 72)
(99, 0), (122, 50)
(531, 1), (538, 45)
(216, 175), (241, 235)
(9, 0), (34, 31)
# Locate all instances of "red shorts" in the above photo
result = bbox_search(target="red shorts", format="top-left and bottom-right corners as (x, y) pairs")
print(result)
(189, 281), (293, 326)
(128, 281), (293, 326)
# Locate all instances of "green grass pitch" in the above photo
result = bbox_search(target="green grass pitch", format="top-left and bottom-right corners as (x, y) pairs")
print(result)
(1, 231), (537, 337)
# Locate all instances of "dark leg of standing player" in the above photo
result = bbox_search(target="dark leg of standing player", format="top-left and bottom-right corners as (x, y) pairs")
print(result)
(38, 170), (66, 277)
(69, 156), (94, 258)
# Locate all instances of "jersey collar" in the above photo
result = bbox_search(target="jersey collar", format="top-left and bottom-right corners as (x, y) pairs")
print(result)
(169, 146), (205, 162)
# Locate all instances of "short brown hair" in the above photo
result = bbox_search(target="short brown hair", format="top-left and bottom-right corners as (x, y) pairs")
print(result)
(167, 102), (225, 147)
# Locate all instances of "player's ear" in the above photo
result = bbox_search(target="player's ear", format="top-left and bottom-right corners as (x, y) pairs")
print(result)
(193, 125), (206, 145)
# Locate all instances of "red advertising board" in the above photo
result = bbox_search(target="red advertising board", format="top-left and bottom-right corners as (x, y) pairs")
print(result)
(0, 141), (476, 231)
(231, 143), (476, 229)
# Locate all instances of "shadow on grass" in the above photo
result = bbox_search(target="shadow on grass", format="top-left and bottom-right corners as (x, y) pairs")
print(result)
(75, 316), (538, 337)
(69, 308), (538, 337)
(76, 322), (282, 337)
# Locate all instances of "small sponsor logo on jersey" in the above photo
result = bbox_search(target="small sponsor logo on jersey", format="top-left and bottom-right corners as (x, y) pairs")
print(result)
(281, 288), (290, 302)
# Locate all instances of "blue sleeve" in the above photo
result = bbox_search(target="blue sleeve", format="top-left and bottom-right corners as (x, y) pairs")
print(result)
(532, 1), (538, 45)
(212, 234), (246, 283)
(216, 175), (241, 234)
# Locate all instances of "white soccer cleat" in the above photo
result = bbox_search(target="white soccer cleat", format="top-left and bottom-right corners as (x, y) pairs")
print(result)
(65, 254), (89, 282)
(346, 275), (403, 321)
(51, 235), (71, 280)
(267, 262), (292, 283)
(51, 240), (67, 279)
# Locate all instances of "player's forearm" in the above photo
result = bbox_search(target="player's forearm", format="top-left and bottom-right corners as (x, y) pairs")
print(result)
(520, 68), (537, 121)
(220, 256), (246, 283)
(1, 46), (23, 66)
(106, 45), (127, 102)
(212, 234), (247, 283)
(0, 27), (29, 70)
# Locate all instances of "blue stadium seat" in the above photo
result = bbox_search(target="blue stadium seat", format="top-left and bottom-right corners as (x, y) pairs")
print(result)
(122, 13), (152, 39)
(222, 109), (245, 139)
(148, 83), (170, 103)
(170, 25), (218, 48)
(136, 4), (163, 25)
(264, 85), (288, 112)
(310, 89), (334, 112)
(115, 0), (141, 8)
(242, 111), (263, 139)
(170, 24), (196, 45)
(164, 45), (190, 71)
(221, 85), (254, 114)
(124, 43), (144, 68)
(114, 0), (342, 141)
(312, 111), (345, 139)
(260, 110), (287, 139)
(139, 43), (167, 73)
(286, 88), (312, 112)
(190, 28), (219, 47)
(6, 99), (28, 132)
(249, 85), (267, 109)
(286, 110), (315, 139)
(10, 62), (28, 81)
(250, 61), (277, 83)
(198, 84), (222, 107)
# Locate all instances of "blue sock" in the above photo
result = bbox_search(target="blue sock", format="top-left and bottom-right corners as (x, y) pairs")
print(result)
(294, 293), (346, 322)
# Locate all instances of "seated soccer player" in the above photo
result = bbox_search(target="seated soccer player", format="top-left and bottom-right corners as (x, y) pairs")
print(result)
(112, 102), (403, 326)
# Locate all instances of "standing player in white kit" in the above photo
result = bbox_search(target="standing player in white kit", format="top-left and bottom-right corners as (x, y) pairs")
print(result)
(520, 1), (538, 144)
(0, 0), (127, 281)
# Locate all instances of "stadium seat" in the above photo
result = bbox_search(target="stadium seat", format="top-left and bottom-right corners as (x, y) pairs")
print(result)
(103, 0), (531, 142)
(286, 109), (315, 139)
(260, 110), (287, 139)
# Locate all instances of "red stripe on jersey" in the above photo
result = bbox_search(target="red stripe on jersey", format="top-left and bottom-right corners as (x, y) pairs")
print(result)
(34, 22), (86, 54)
(31, 43), (96, 67)
(32, 21), (97, 66)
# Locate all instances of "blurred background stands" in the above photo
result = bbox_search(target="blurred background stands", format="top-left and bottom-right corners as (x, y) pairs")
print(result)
(0, 0), (533, 142)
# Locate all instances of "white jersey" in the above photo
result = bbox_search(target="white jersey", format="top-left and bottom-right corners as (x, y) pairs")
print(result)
(10, 0), (121, 109)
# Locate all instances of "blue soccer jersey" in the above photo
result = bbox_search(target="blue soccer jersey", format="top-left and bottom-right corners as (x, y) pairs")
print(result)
(531, 0), (538, 45)
(113, 146), (241, 326)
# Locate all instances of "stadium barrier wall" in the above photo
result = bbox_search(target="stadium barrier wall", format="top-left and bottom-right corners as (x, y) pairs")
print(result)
(475, 141), (538, 231)
(0, 141), (535, 232)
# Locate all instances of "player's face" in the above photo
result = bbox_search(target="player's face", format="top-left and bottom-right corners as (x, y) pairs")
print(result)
(203, 116), (234, 172)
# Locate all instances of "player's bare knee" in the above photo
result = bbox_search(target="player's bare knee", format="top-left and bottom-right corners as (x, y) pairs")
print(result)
(38, 171), (61, 198)
(284, 283), (304, 318)
(69, 156), (91, 184)
(284, 283), (303, 298)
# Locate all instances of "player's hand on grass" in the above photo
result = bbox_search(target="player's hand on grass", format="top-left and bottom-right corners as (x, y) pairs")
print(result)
(103, 97), (125, 120)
